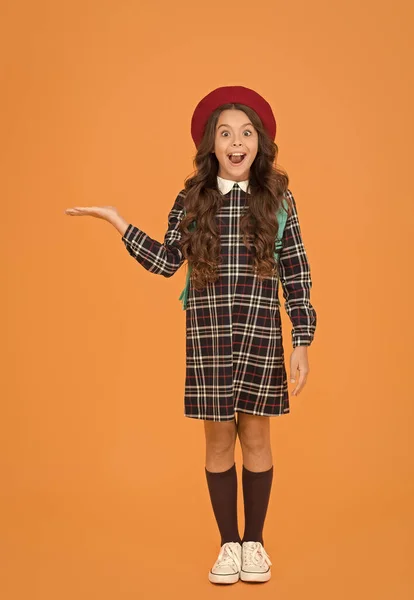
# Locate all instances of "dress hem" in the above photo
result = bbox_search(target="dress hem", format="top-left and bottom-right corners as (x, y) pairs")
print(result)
(184, 407), (290, 421)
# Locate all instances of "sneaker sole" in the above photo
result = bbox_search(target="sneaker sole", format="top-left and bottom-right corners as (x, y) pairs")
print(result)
(208, 571), (240, 584)
(240, 569), (271, 582)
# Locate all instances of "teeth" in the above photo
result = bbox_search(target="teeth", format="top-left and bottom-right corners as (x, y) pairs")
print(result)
(229, 153), (245, 156)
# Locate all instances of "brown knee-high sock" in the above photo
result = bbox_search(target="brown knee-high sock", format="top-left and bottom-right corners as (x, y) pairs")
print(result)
(205, 463), (242, 546)
(241, 465), (274, 546)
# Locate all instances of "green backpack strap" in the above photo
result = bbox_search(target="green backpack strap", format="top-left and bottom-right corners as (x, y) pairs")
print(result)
(178, 266), (192, 309)
(274, 196), (289, 261)
(178, 212), (194, 310)
(179, 197), (289, 310)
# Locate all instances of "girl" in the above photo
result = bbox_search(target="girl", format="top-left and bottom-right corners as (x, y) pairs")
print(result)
(65, 85), (317, 585)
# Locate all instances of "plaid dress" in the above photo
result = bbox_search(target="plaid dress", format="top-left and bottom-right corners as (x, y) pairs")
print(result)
(121, 178), (317, 421)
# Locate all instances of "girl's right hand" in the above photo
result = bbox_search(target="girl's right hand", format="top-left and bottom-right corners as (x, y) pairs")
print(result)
(65, 205), (119, 222)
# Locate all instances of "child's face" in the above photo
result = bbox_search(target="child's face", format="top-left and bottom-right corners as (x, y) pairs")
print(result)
(214, 109), (258, 181)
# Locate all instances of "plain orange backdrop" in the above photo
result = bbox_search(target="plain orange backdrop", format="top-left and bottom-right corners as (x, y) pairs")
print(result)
(1, 0), (413, 598)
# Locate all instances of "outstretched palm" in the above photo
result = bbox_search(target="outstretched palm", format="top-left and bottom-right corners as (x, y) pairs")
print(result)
(65, 205), (119, 221)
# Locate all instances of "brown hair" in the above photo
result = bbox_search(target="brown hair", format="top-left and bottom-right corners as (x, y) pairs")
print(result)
(179, 103), (292, 292)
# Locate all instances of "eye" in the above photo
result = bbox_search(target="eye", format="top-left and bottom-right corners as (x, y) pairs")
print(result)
(220, 129), (253, 137)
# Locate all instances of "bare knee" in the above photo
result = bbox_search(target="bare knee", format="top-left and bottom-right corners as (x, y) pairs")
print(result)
(237, 414), (272, 470)
(238, 415), (269, 451)
(204, 420), (237, 472)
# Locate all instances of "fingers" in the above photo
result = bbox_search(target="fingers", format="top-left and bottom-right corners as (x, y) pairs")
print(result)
(290, 357), (309, 397)
(290, 366), (299, 396)
(65, 208), (88, 215)
(64, 206), (115, 220)
(292, 371), (308, 396)
(290, 357), (298, 387)
(65, 207), (101, 216)
(290, 346), (309, 396)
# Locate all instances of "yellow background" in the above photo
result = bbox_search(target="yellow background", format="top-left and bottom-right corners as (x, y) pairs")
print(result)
(2, 0), (413, 598)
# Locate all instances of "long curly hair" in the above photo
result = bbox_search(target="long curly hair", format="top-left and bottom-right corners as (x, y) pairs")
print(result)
(179, 103), (293, 292)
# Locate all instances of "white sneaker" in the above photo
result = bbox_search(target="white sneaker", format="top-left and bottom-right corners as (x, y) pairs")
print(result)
(240, 541), (272, 582)
(208, 541), (242, 584)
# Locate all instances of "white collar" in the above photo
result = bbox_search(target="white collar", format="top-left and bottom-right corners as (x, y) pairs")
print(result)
(217, 176), (249, 195)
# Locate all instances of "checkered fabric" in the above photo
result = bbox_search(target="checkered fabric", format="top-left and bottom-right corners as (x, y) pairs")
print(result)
(121, 182), (317, 421)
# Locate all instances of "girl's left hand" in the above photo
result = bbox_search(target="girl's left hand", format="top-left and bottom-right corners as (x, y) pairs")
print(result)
(289, 346), (310, 396)
(65, 205), (120, 221)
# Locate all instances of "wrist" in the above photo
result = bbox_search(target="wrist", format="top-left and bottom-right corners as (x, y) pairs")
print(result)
(109, 213), (129, 236)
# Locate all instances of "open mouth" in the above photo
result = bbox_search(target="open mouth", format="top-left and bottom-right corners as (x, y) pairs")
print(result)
(227, 153), (246, 166)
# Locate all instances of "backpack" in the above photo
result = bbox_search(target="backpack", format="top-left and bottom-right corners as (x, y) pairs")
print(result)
(178, 197), (289, 310)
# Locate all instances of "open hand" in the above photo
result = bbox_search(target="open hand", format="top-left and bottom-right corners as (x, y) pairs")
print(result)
(289, 346), (310, 396)
(65, 205), (119, 221)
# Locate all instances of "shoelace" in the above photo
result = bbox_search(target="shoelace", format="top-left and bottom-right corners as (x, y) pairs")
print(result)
(243, 542), (272, 568)
(215, 542), (242, 571)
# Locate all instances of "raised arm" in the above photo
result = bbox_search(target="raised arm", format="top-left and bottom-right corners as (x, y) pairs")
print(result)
(278, 189), (317, 347)
(121, 191), (186, 277)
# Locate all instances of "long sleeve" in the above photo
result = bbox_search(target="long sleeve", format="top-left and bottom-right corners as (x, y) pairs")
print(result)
(121, 191), (186, 277)
(278, 189), (317, 347)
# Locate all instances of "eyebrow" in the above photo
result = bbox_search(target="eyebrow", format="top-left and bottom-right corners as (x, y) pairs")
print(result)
(217, 122), (254, 129)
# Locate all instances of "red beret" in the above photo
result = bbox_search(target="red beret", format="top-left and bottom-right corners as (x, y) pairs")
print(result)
(191, 85), (277, 148)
